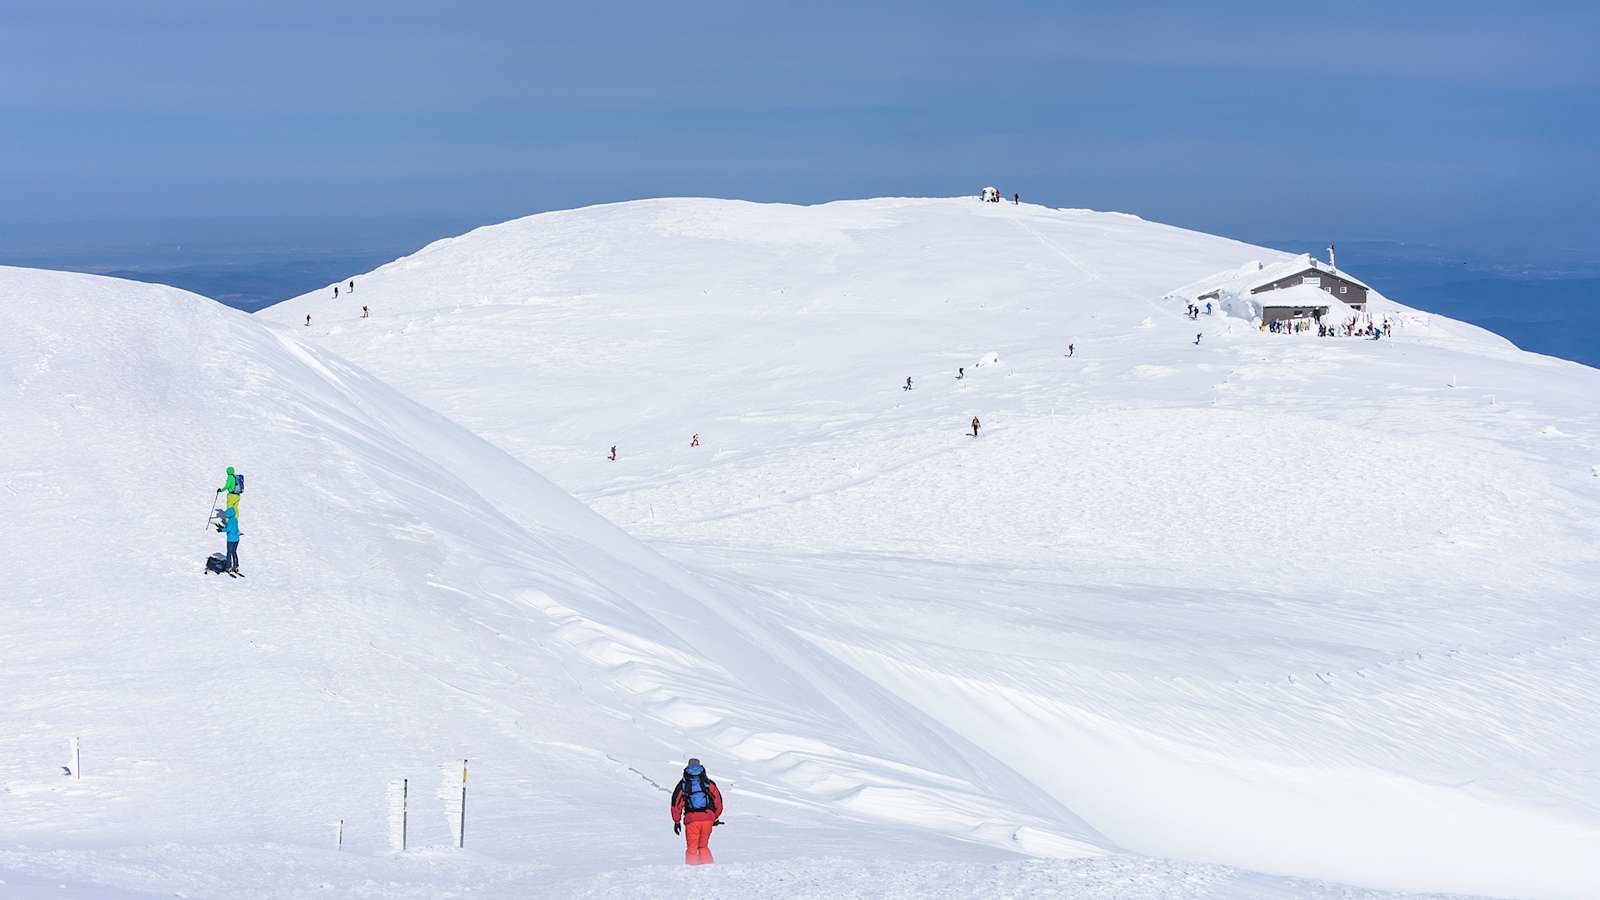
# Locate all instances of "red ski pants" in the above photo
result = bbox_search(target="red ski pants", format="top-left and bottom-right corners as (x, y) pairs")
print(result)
(683, 820), (715, 865)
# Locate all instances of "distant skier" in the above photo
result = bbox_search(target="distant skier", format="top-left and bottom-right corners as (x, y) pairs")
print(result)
(220, 507), (240, 574)
(957, 367), (964, 380)
(671, 758), (724, 865)
(305, 314), (311, 327)
(970, 416), (981, 437)
(362, 306), (369, 318)
(1194, 333), (1203, 345)
(1205, 302), (1213, 315)
(905, 376), (913, 391)
(219, 466), (243, 512)
(609, 445), (617, 462)
(1012, 192), (1019, 205)
(691, 434), (700, 447)
(348, 279), (355, 292)
(1067, 343), (1074, 358)
(333, 286), (339, 299)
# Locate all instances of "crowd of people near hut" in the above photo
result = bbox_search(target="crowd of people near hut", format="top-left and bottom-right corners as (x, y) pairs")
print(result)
(1263, 315), (1393, 339)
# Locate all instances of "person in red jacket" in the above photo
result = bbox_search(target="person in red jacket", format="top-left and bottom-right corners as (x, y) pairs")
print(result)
(670, 758), (724, 865)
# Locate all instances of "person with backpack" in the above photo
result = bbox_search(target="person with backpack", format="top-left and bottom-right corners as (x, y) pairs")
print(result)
(609, 445), (618, 462)
(970, 416), (981, 437)
(670, 758), (724, 865)
(220, 466), (244, 512)
(221, 507), (241, 573)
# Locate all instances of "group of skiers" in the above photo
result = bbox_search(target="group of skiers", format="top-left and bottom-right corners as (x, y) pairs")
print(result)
(1185, 301), (1211, 319)
(1262, 315), (1392, 339)
(307, 281), (365, 326)
(210, 467), (245, 574)
(609, 433), (703, 461)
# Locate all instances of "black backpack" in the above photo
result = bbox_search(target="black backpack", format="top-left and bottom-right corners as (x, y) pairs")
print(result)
(205, 553), (229, 574)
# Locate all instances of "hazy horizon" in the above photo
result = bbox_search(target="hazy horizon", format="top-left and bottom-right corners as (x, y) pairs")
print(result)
(3, 1), (1596, 259)
(3, 1), (1595, 361)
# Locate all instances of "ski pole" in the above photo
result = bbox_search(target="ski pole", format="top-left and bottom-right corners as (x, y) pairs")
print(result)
(205, 490), (220, 532)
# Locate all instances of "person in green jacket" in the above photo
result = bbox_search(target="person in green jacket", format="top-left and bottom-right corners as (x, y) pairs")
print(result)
(220, 466), (242, 512)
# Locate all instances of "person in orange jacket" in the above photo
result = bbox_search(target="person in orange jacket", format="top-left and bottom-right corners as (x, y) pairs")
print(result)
(670, 758), (724, 865)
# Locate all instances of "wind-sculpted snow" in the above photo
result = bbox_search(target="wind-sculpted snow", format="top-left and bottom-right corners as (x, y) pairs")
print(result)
(262, 198), (1600, 898)
(1, 264), (1118, 897)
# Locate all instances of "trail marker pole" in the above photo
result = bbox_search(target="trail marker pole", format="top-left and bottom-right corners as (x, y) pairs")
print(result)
(69, 737), (80, 779)
(402, 778), (408, 852)
(337, 818), (344, 851)
(459, 759), (468, 848)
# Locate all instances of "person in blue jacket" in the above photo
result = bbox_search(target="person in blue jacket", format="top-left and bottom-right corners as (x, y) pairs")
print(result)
(222, 507), (241, 573)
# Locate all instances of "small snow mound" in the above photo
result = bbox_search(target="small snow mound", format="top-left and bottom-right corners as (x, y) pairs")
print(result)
(1139, 317), (1154, 328)
(976, 351), (1002, 368)
(1539, 425), (1568, 437)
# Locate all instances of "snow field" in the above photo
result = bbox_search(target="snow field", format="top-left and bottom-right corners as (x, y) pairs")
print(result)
(269, 198), (1600, 897)
(0, 264), (1105, 895)
(6, 195), (1599, 897)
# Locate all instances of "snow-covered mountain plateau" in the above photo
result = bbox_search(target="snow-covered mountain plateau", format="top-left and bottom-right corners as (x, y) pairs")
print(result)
(6, 197), (1597, 898)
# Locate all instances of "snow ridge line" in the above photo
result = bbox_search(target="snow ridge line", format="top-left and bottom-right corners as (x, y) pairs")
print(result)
(515, 588), (1103, 858)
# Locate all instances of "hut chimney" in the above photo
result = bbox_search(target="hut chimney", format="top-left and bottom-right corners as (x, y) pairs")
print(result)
(1327, 242), (1337, 271)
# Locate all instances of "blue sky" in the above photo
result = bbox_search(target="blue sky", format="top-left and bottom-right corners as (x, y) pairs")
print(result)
(1, 0), (1595, 258)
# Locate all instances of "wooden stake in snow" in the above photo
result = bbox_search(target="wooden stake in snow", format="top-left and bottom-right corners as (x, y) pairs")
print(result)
(337, 818), (344, 851)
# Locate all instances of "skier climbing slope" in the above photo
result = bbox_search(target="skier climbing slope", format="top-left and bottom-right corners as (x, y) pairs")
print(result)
(670, 758), (725, 865)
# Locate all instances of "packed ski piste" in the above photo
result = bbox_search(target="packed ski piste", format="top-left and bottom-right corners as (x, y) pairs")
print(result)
(3, 196), (1598, 899)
